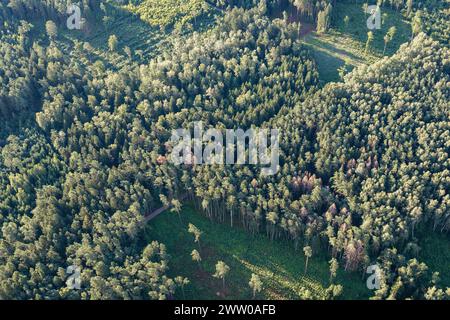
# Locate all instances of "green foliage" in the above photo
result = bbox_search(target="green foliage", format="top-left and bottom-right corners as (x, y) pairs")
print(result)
(108, 34), (119, 51)
(331, 2), (412, 57)
(316, 3), (332, 34)
(0, 0), (448, 301)
(249, 273), (263, 298)
(147, 206), (371, 299)
(372, 248), (450, 300)
(420, 5), (449, 46)
(213, 260), (230, 288)
(45, 20), (58, 39)
(124, 0), (212, 28)
(417, 228), (450, 288)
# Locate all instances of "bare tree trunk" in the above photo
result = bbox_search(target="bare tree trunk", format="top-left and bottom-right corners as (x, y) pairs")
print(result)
(230, 208), (233, 227)
(305, 257), (309, 274)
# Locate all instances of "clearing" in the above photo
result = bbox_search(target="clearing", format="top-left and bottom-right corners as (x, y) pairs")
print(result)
(301, 2), (412, 83)
(145, 206), (372, 300)
(417, 228), (450, 287)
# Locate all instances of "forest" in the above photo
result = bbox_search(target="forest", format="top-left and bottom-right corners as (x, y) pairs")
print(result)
(0, 0), (448, 300)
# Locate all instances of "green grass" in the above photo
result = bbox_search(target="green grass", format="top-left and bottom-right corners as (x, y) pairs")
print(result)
(332, 2), (412, 56)
(302, 2), (411, 84)
(417, 228), (450, 287)
(145, 206), (372, 300)
(124, 0), (214, 28)
(38, 3), (161, 54)
(303, 33), (363, 83)
(57, 6), (168, 67)
(55, 2), (219, 69)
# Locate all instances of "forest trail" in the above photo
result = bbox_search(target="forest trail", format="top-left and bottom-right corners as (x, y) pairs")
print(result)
(144, 194), (188, 222)
(205, 1), (225, 13)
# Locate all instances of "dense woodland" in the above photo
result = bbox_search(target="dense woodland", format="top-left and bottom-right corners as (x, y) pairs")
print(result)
(0, 0), (449, 299)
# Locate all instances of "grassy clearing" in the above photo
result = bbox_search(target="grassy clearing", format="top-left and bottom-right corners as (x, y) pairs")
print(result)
(124, 0), (214, 28)
(303, 33), (364, 83)
(302, 2), (411, 83)
(145, 206), (372, 300)
(417, 229), (450, 287)
(332, 2), (412, 56)
(58, 7), (169, 67)
(58, 2), (218, 67)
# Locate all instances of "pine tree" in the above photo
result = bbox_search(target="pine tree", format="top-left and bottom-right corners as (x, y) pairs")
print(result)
(249, 274), (262, 299)
(365, 31), (374, 54)
(108, 34), (118, 52)
(303, 246), (312, 274)
(45, 21), (58, 39)
(191, 249), (202, 268)
(213, 261), (230, 290)
(329, 258), (339, 284)
(188, 223), (203, 250)
(383, 26), (397, 55)
(175, 276), (190, 299)
(411, 11), (423, 39)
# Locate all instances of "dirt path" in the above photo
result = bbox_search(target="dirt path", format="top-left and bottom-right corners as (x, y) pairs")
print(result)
(144, 193), (188, 222)
(299, 22), (315, 37)
(205, 1), (225, 13)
